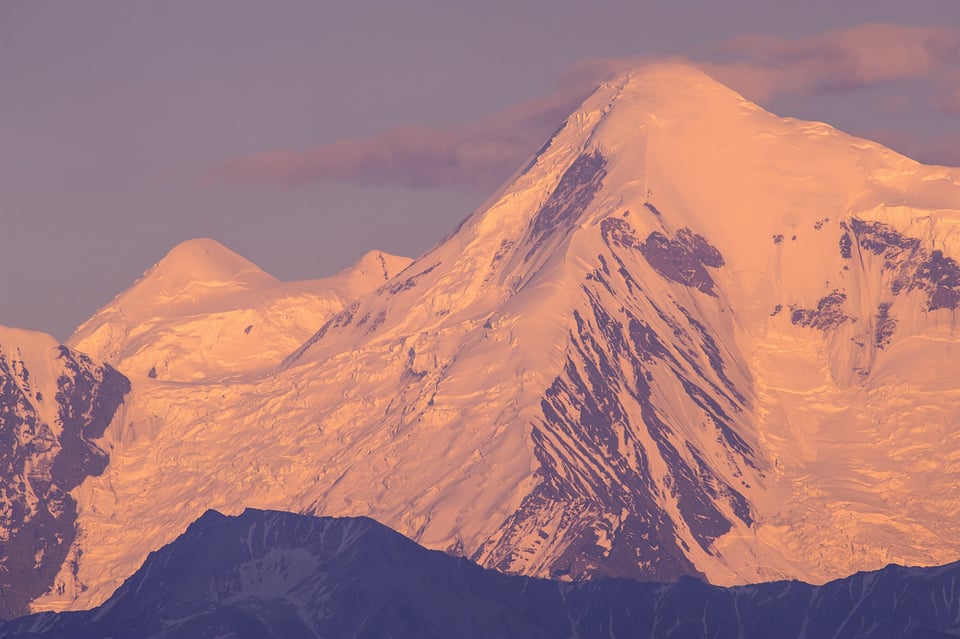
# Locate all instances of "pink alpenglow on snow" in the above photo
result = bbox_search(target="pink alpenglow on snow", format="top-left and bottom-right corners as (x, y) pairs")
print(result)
(22, 65), (960, 616)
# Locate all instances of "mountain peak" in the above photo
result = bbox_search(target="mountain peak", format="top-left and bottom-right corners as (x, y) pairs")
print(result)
(0, 324), (59, 357)
(151, 237), (275, 289)
(604, 63), (757, 123)
(351, 249), (411, 278)
(85, 238), (277, 327)
(610, 61), (735, 94)
(67, 240), (414, 382)
(330, 249), (414, 297)
(28, 64), (960, 618)
(586, 63), (766, 148)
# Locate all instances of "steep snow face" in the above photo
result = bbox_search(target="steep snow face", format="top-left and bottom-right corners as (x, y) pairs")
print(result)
(0, 326), (129, 619)
(31, 63), (960, 611)
(69, 240), (412, 381)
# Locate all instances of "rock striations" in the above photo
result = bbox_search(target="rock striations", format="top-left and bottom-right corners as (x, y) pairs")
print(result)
(3, 63), (960, 616)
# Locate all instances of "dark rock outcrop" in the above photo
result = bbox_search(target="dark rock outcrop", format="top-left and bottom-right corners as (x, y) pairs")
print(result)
(0, 341), (129, 619)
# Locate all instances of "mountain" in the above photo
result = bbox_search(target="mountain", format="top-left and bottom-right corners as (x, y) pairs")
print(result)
(4, 509), (960, 638)
(0, 326), (130, 618)
(69, 239), (412, 381)
(10, 63), (960, 614)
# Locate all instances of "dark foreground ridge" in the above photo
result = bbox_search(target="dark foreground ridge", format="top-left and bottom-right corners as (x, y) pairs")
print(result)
(3, 509), (960, 639)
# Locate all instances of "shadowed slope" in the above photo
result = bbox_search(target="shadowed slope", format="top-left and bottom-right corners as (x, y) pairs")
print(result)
(5, 509), (960, 638)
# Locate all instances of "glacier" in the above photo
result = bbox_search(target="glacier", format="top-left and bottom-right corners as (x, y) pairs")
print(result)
(5, 63), (960, 614)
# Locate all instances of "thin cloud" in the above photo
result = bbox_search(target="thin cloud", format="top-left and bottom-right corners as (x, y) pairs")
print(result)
(217, 57), (632, 191)
(937, 72), (960, 114)
(945, 89), (960, 114)
(218, 24), (960, 190)
(705, 23), (960, 101)
(223, 126), (526, 190)
(220, 86), (598, 192)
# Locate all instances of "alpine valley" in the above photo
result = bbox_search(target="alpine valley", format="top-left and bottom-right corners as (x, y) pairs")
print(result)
(3, 64), (960, 632)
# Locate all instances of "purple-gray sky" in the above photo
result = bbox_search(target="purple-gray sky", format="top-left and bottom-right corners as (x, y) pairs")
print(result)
(3, 0), (959, 339)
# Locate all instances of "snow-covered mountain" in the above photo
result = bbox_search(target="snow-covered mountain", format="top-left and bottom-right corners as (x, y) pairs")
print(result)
(9, 62), (960, 614)
(0, 327), (129, 618)
(69, 239), (412, 381)
(5, 509), (960, 638)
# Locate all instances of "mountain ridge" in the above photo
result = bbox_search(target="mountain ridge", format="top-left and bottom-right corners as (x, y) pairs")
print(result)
(68, 243), (412, 382)
(6, 509), (960, 638)
(11, 62), (960, 614)
(0, 326), (130, 618)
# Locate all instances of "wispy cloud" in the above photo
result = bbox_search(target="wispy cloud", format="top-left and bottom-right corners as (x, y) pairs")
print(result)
(222, 126), (522, 190)
(216, 56), (650, 191)
(219, 24), (960, 190)
(705, 23), (960, 101)
(938, 72), (960, 114)
(219, 77), (599, 191)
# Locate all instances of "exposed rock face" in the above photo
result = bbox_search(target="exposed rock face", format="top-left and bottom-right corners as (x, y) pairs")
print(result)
(639, 228), (725, 296)
(0, 330), (129, 619)
(477, 208), (751, 583)
(790, 289), (854, 330)
(19, 64), (960, 614)
(847, 219), (960, 311)
(528, 150), (607, 249)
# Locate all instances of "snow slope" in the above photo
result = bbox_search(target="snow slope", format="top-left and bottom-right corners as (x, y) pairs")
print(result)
(25, 63), (960, 612)
(0, 326), (129, 618)
(69, 239), (412, 381)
